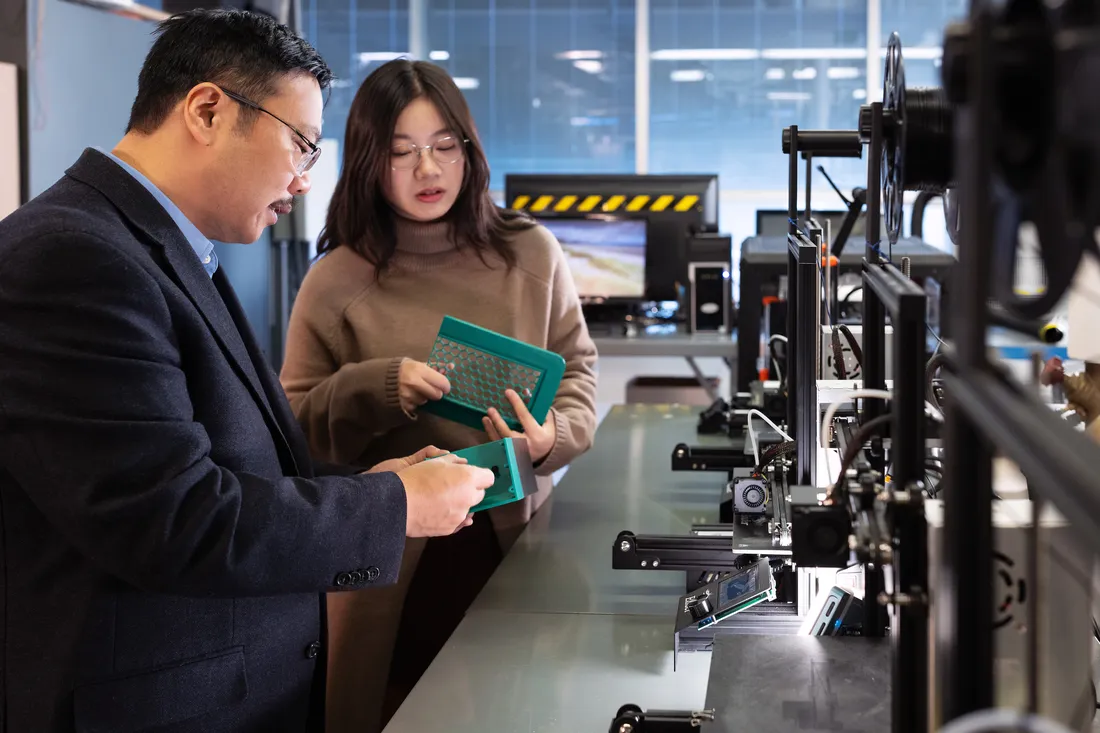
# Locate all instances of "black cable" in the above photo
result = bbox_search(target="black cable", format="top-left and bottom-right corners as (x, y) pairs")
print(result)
(910, 191), (942, 239)
(925, 471), (942, 498)
(831, 329), (849, 380)
(753, 440), (796, 476)
(926, 351), (950, 412)
(818, 266), (834, 323)
(836, 324), (864, 366)
(926, 322), (948, 351)
(768, 338), (787, 387)
(840, 285), (863, 304)
(832, 414), (893, 491)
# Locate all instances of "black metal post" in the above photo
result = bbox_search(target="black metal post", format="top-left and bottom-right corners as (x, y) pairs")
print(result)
(865, 565), (888, 638)
(805, 153), (813, 223)
(863, 104), (886, 448)
(790, 234), (819, 488)
(864, 263), (926, 487)
(940, 1), (996, 721)
(864, 261), (929, 733)
(893, 497), (929, 733)
(787, 127), (800, 469)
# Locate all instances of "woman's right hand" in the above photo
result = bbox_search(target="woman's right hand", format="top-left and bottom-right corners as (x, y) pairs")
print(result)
(398, 359), (452, 414)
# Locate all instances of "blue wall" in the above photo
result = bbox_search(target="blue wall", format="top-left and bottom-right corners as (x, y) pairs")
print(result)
(26, 0), (273, 356)
(26, 0), (152, 196)
(214, 239), (273, 358)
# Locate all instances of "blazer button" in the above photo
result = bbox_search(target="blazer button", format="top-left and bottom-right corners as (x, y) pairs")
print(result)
(305, 641), (321, 659)
(366, 567), (380, 581)
(334, 572), (352, 587)
(350, 570), (365, 584)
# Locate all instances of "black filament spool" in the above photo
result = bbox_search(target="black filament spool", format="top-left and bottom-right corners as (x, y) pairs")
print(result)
(880, 33), (955, 245)
(904, 88), (955, 194)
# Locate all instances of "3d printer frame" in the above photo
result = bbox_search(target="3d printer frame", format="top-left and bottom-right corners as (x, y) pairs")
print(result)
(935, 4), (1100, 723)
(789, 111), (931, 733)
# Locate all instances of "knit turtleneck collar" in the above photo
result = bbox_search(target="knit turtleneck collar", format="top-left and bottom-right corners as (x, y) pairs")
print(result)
(393, 216), (457, 255)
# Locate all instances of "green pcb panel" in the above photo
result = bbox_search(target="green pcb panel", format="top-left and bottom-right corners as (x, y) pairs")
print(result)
(442, 437), (540, 513)
(421, 316), (566, 432)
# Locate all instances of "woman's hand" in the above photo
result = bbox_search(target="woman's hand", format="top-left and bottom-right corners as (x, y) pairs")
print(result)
(482, 389), (557, 464)
(397, 359), (451, 414)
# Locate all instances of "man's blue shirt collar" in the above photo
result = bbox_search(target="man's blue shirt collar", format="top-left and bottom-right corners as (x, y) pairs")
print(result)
(98, 148), (219, 278)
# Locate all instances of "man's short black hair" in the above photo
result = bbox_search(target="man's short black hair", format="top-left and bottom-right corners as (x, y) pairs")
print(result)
(127, 9), (333, 134)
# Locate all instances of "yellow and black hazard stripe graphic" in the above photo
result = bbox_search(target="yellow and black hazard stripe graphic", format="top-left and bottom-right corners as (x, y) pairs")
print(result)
(509, 193), (701, 215)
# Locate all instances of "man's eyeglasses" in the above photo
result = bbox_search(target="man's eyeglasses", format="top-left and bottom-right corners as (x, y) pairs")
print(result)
(219, 88), (321, 175)
(390, 137), (468, 171)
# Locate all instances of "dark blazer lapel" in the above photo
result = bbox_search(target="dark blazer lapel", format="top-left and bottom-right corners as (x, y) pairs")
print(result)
(213, 271), (313, 477)
(66, 149), (301, 476)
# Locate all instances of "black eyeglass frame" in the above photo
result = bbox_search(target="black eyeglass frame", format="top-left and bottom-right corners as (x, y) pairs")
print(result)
(219, 87), (321, 174)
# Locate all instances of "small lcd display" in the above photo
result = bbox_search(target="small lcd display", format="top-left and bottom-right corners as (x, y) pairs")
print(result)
(718, 566), (758, 607)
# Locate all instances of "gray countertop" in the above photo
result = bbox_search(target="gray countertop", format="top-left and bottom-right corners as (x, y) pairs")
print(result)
(384, 610), (712, 733)
(704, 635), (892, 732)
(383, 405), (731, 733)
(383, 406), (1100, 733)
(471, 405), (732, 616)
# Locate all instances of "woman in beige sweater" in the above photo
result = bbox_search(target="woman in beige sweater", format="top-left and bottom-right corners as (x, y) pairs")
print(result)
(279, 59), (598, 733)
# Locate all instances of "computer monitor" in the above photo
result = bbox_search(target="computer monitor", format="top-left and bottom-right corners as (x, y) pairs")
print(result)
(755, 209), (887, 239)
(537, 216), (647, 300)
(505, 173), (719, 300)
(755, 209), (845, 237)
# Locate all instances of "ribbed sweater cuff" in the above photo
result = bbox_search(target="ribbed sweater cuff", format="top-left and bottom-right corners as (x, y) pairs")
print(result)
(385, 357), (416, 420)
(533, 408), (569, 476)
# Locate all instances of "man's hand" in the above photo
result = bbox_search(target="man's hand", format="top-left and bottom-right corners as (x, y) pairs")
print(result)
(397, 454), (494, 537)
(1041, 356), (1066, 387)
(482, 389), (557, 463)
(397, 359), (451, 414)
(364, 445), (450, 475)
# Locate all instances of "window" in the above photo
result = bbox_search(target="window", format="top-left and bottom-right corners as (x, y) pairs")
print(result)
(649, 0), (869, 283)
(302, 0), (410, 154)
(427, 0), (636, 191)
(300, 1), (964, 249)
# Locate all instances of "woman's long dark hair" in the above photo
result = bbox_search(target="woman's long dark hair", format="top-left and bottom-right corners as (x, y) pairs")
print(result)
(317, 59), (533, 274)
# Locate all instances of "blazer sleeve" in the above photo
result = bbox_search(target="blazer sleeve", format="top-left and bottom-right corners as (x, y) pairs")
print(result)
(0, 233), (408, 597)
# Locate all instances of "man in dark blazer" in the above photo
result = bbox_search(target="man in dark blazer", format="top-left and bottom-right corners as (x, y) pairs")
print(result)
(0, 10), (492, 733)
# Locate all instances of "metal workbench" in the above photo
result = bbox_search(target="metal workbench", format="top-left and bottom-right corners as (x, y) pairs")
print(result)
(592, 330), (738, 359)
(592, 331), (738, 403)
(384, 405), (727, 732)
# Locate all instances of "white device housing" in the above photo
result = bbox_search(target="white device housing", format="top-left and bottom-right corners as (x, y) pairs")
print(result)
(926, 497), (1094, 731)
(820, 325), (894, 381)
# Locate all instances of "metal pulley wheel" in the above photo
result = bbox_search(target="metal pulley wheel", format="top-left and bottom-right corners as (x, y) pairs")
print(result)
(874, 33), (955, 245)
(881, 33), (906, 245)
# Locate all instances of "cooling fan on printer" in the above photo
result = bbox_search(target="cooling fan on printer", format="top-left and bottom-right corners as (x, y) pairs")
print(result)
(728, 476), (769, 514)
(993, 551), (1027, 630)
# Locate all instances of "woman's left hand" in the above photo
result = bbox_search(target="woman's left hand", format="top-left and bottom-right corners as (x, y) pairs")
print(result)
(483, 389), (557, 464)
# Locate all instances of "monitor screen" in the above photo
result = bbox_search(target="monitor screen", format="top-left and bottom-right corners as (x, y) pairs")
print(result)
(539, 217), (647, 299)
(755, 209), (887, 240)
